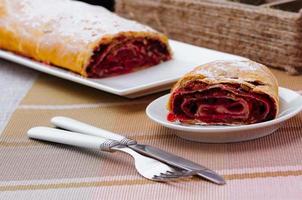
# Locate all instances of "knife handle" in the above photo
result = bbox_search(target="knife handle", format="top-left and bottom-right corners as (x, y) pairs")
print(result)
(27, 127), (120, 152)
(51, 116), (137, 145)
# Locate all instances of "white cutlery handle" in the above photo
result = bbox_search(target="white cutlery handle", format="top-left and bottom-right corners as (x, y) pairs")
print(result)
(27, 127), (120, 152)
(51, 116), (137, 145)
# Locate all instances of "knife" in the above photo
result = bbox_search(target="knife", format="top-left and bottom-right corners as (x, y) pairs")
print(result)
(51, 116), (226, 185)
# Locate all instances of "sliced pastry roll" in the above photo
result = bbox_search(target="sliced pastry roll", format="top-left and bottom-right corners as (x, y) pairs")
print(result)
(167, 60), (279, 125)
(0, 0), (172, 77)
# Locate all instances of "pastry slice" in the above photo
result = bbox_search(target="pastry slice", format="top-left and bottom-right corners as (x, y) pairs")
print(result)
(0, 0), (171, 77)
(167, 60), (279, 125)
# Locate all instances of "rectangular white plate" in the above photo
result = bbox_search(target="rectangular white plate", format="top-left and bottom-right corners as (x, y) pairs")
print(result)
(0, 40), (245, 98)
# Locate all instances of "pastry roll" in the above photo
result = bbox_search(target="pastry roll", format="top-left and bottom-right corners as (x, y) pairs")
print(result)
(0, 0), (171, 77)
(167, 60), (279, 125)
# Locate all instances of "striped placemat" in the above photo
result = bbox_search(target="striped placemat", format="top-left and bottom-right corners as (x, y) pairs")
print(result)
(0, 67), (302, 199)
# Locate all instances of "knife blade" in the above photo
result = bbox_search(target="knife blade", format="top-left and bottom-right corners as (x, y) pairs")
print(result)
(129, 144), (226, 185)
(51, 116), (226, 185)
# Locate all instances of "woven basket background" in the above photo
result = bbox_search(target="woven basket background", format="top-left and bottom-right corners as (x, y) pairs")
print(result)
(116, 0), (302, 74)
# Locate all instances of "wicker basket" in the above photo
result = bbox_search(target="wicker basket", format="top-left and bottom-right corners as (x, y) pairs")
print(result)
(116, 0), (302, 74)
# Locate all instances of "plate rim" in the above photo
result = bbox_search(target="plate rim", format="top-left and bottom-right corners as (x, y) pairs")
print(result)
(146, 87), (302, 133)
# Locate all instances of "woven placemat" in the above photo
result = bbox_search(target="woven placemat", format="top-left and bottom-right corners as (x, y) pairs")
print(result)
(0, 69), (301, 199)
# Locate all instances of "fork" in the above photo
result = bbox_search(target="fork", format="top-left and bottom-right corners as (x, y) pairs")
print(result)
(27, 127), (191, 182)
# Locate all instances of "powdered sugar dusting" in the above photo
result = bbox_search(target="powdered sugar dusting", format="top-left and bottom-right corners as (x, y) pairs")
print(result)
(16, 0), (155, 41)
(194, 60), (262, 78)
(1, 0), (157, 54)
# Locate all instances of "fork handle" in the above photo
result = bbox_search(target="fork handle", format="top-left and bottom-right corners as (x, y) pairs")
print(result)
(51, 116), (137, 145)
(27, 127), (121, 152)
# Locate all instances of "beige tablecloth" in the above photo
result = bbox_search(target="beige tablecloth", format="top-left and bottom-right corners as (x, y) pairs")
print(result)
(0, 60), (302, 199)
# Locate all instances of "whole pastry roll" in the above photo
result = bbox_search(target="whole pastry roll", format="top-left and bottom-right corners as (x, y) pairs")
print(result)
(167, 60), (279, 125)
(0, 0), (171, 77)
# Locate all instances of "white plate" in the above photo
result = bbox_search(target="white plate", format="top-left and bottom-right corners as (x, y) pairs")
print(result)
(0, 40), (244, 98)
(146, 87), (302, 143)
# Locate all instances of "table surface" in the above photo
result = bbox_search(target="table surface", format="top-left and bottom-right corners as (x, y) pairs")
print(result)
(0, 59), (302, 200)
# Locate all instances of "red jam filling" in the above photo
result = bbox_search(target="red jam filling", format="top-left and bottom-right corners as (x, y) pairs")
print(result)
(168, 82), (276, 124)
(86, 37), (171, 78)
(167, 113), (177, 122)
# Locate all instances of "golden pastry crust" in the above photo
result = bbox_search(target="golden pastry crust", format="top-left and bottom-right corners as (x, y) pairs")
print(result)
(0, 0), (170, 76)
(168, 60), (279, 116)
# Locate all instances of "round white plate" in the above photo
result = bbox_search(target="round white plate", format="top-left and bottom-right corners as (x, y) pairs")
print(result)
(146, 87), (302, 143)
